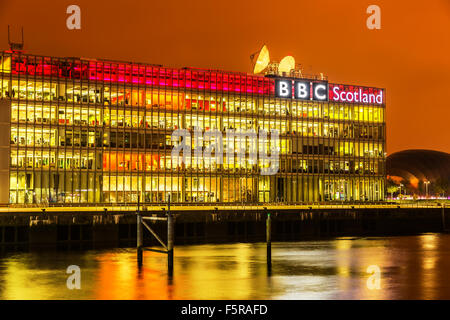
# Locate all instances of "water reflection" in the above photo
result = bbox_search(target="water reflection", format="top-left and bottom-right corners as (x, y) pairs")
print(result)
(420, 234), (438, 299)
(1, 234), (450, 299)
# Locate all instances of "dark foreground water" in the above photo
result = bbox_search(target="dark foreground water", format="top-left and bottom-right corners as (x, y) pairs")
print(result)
(1, 233), (450, 299)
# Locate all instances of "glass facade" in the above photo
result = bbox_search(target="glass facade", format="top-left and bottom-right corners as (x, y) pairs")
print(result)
(0, 51), (386, 206)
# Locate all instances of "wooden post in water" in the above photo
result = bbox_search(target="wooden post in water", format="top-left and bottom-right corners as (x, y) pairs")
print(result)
(137, 212), (143, 267)
(167, 194), (174, 276)
(266, 209), (271, 271)
(137, 159), (143, 267)
(442, 204), (446, 232)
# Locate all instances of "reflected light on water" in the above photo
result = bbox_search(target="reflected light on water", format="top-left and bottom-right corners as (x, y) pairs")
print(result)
(1, 234), (450, 299)
(421, 234), (437, 250)
(419, 234), (438, 299)
(334, 239), (353, 297)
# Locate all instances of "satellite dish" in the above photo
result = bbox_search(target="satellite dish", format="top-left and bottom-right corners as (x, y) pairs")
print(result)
(251, 44), (270, 74)
(278, 56), (295, 74)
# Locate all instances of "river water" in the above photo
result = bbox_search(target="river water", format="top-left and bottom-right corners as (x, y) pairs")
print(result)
(1, 233), (449, 299)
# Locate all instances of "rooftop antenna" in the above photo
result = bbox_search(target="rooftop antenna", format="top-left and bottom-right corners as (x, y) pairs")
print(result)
(8, 25), (24, 52)
(278, 56), (295, 75)
(250, 44), (270, 74)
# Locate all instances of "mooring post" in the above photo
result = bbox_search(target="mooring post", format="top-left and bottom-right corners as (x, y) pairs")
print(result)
(442, 204), (446, 232)
(167, 194), (174, 275)
(137, 212), (143, 266)
(266, 208), (271, 271)
(137, 160), (143, 267)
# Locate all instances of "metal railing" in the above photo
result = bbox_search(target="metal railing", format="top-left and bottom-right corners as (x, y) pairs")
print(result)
(0, 200), (446, 214)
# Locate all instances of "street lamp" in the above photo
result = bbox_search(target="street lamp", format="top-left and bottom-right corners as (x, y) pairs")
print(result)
(399, 183), (404, 199)
(424, 180), (430, 199)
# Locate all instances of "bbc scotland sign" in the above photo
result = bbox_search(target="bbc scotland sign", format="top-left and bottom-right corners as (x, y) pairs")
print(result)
(275, 79), (328, 101)
(274, 78), (384, 105)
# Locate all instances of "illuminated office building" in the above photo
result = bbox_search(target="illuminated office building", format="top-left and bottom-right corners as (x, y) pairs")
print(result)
(0, 51), (386, 206)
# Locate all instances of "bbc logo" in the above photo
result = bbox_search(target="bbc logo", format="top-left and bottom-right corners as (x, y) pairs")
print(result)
(275, 79), (328, 101)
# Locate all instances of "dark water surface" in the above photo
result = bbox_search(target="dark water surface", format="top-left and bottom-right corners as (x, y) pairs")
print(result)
(1, 233), (450, 299)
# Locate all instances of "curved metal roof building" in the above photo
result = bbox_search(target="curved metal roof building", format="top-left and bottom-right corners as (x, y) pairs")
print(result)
(387, 149), (450, 183)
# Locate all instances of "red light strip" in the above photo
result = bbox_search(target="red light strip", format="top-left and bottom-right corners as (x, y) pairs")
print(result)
(8, 55), (275, 95)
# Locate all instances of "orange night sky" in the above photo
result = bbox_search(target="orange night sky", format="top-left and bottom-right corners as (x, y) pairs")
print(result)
(0, 0), (449, 155)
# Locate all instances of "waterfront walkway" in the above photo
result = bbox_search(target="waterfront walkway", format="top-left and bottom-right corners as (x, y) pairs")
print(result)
(0, 202), (446, 214)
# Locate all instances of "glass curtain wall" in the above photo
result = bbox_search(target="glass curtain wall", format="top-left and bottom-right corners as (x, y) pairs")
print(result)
(0, 52), (386, 205)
